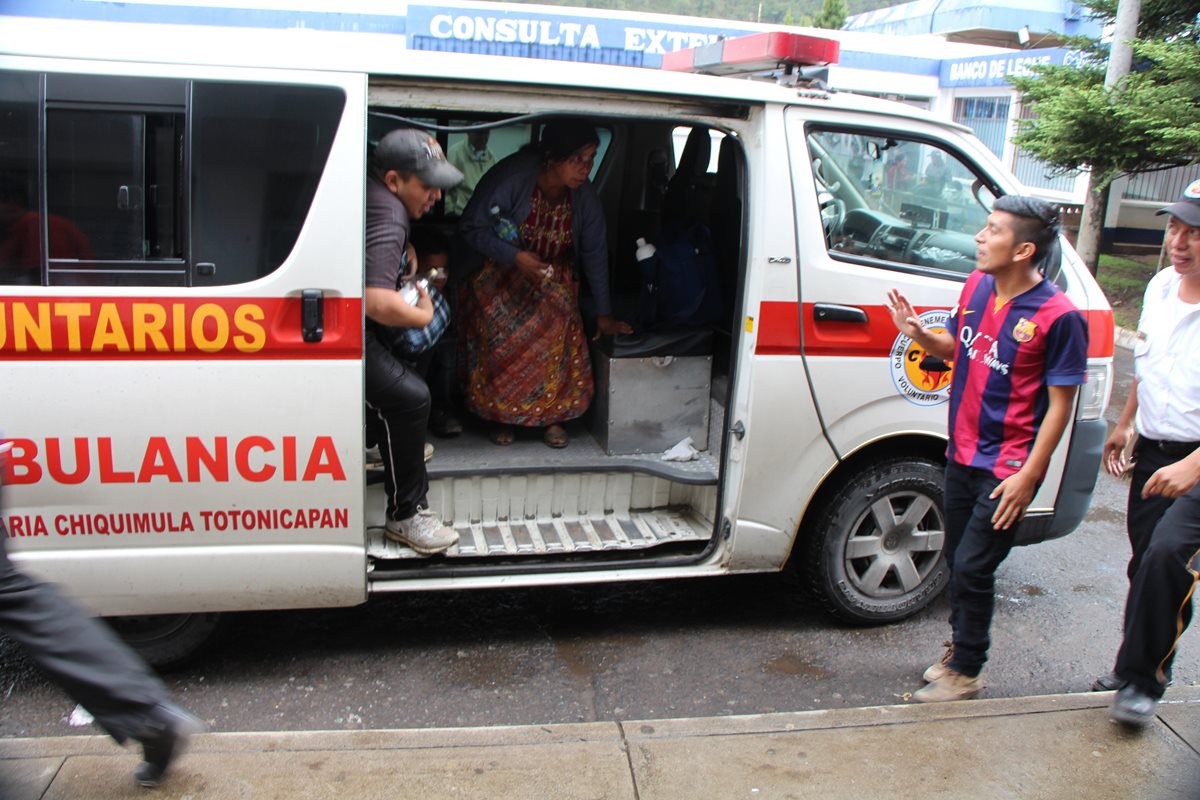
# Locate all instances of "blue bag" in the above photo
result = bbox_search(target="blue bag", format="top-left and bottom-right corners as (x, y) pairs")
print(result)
(638, 220), (722, 329)
(393, 285), (450, 357)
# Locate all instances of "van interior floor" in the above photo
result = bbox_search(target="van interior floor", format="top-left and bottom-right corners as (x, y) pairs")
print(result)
(365, 398), (725, 567)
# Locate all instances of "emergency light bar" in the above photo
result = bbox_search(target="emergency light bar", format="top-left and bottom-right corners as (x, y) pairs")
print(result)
(661, 31), (839, 78)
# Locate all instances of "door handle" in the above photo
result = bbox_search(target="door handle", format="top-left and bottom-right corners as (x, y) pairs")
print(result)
(813, 303), (868, 324)
(301, 289), (324, 343)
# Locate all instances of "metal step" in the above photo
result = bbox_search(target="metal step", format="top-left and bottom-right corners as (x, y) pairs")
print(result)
(367, 506), (711, 562)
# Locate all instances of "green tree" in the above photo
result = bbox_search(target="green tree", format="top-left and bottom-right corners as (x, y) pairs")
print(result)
(811, 0), (849, 29)
(1009, 1), (1200, 271)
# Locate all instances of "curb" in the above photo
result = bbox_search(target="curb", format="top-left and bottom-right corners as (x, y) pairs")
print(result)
(2, 687), (1198, 758)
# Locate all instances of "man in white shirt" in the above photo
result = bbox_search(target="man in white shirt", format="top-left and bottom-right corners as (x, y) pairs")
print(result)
(1099, 179), (1200, 727)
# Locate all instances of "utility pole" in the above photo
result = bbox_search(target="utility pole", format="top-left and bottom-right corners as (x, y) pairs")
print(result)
(1075, 0), (1141, 273)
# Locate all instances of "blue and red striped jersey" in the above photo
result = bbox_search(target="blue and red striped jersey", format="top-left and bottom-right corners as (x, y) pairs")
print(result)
(945, 271), (1088, 479)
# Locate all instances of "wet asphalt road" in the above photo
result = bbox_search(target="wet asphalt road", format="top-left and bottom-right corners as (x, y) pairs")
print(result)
(1, 345), (1195, 738)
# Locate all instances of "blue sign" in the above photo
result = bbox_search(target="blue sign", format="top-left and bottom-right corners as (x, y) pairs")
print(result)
(940, 47), (1087, 88)
(406, 4), (757, 68)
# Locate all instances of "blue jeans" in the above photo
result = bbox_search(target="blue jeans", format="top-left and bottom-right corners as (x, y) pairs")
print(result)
(943, 461), (1018, 677)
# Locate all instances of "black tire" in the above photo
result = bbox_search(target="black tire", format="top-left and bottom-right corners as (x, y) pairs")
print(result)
(106, 612), (223, 670)
(803, 458), (948, 625)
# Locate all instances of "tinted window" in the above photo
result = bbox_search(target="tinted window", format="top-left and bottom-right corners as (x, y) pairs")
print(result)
(38, 75), (187, 286)
(192, 82), (344, 286)
(46, 109), (184, 262)
(0, 71), (345, 288)
(0, 72), (43, 285)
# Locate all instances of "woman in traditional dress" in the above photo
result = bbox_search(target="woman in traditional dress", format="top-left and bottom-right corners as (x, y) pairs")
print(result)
(456, 121), (631, 447)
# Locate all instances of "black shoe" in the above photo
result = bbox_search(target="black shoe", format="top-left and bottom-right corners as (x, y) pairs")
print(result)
(1093, 669), (1172, 692)
(1091, 670), (1124, 692)
(134, 702), (206, 788)
(1109, 685), (1157, 729)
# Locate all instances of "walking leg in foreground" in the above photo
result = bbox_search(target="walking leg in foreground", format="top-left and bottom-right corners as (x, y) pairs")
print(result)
(0, 525), (204, 787)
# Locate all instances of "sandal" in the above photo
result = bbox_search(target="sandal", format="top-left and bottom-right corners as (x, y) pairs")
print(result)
(543, 424), (569, 449)
(489, 425), (515, 446)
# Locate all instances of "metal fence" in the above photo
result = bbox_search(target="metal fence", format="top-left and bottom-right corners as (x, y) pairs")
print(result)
(1123, 163), (1200, 203)
(1011, 150), (1078, 193)
(952, 96), (1010, 159)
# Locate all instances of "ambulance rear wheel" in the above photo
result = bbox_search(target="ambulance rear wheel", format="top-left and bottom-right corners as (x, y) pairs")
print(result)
(108, 612), (223, 670)
(804, 458), (948, 624)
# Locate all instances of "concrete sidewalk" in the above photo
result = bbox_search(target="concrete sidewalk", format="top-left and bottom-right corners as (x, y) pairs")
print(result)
(2, 687), (1198, 800)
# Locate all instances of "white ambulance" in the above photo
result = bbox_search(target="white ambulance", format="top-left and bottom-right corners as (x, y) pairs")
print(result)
(0, 18), (1113, 665)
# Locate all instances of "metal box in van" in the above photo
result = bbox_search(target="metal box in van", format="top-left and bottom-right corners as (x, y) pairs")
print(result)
(591, 331), (713, 455)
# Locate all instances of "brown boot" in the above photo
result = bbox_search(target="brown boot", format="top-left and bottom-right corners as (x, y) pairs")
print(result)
(914, 668), (984, 703)
(922, 641), (954, 683)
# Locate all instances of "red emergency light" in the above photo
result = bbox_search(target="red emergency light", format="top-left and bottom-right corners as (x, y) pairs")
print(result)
(661, 31), (839, 77)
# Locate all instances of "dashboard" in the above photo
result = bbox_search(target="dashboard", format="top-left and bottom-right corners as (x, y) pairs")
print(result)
(833, 208), (977, 274)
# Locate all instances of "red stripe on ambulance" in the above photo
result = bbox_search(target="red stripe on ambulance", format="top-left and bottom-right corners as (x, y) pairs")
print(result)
(0, 296), (361, 359)
(755, 301), (1115, 359)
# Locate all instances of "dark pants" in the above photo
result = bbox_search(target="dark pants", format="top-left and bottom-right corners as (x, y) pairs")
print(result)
(943, 461), (1018, 677)
(365, 327), (430, 521)
(1124, 439), (1186, 584)
(1114, 442), (1200, 699)
(0, 527), (168, 743)
(423, 330), (458, 418)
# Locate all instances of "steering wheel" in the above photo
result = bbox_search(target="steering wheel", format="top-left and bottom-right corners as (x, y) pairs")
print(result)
(811, 157), (846, 238)
(818, 190), (846, 239)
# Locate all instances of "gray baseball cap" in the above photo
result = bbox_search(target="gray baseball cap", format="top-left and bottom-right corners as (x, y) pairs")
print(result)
(374, 129), (463, 190)
(1156, 178), (1200, 228)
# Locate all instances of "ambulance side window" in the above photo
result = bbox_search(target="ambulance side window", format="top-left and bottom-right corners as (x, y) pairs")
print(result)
(806, 129), (996, 275)
(0, 70), (345, 287)
(0, 71), (41, 285)
(44, 75), (188, 286)
(191, 82), (344, 287)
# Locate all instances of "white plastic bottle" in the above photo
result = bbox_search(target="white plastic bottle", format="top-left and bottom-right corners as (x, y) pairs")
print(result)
(635, 237), (656, 262)
(400, 275), (429, 306)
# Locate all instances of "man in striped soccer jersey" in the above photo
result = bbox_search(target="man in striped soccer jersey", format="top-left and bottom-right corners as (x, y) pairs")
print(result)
(886, 195), (1089, 702)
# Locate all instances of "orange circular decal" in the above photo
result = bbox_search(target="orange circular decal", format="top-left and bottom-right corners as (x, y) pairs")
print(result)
(890, 310), (953, 406)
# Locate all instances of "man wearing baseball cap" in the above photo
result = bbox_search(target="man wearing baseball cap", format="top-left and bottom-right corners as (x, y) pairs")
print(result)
(1098, 178), (1200, 728)
(364, 129), (463, 555)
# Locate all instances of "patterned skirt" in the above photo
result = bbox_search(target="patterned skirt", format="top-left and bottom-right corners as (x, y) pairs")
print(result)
(459, 260), (593, 426)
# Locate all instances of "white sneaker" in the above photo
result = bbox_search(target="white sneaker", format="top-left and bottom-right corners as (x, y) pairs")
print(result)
(385, 508), (457, 555)
(424, 442), (434, 462)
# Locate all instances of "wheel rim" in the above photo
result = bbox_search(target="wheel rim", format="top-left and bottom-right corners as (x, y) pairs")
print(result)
(841, 489), (944, 598)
